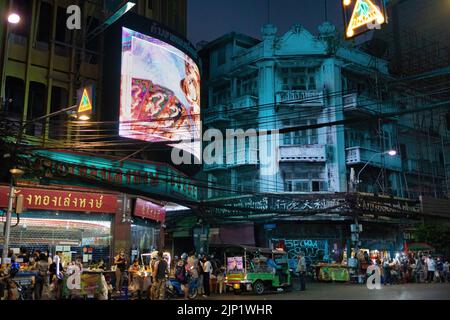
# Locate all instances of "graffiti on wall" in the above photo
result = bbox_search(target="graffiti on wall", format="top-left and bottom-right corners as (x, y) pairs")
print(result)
(272, 238), (329, 266)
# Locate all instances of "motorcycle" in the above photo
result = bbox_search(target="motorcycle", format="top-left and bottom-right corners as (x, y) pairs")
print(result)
(166, 277), (198, 300)
(0, 263), (30, 300)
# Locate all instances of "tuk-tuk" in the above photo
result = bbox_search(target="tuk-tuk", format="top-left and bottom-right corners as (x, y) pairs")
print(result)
(223, 245), (291, 295)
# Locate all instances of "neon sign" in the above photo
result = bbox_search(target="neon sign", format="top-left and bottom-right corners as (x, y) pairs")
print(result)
(342, 0), (387, 39)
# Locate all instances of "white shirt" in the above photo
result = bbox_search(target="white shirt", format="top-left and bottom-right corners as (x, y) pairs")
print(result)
(203, 261), (213, 274)
(296, 256), (306, 272)
(427, 258), (436, 272)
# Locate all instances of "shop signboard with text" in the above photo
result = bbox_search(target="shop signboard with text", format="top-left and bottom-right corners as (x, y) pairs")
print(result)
(134, 198), (166, 222)
(24, 150), (198, 202)
(0, 185), (118, 213)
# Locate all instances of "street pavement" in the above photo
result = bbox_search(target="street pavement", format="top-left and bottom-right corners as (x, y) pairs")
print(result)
(203, 282), (450, 300)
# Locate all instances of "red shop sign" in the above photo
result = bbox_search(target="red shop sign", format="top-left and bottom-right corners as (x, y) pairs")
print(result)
(0, 186), (118, 213)
(134, 198), (166, 222)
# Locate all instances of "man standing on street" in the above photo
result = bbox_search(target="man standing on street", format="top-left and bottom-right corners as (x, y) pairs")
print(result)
(296, 253), (307, 291)
(152, 251), (168, 300)
(426, 255), (436, 283)
(202, 256), (213, 298)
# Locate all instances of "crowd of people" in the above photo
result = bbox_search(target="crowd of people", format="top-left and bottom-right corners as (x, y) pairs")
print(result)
(0, 248), (88, 300)
(353, 251), (450, 285)
(116, 249), (226, 300)
(3, 247), (449, 300)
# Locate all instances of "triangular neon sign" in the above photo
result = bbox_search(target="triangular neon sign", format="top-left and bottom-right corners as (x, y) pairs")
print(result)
(78, 88), (93, 113)
(345, 0), (385, 38)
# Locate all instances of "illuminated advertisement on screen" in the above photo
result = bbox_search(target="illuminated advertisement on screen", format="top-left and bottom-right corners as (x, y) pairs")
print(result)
(227, 256), (244, 271)
(120, 27), (201, 159)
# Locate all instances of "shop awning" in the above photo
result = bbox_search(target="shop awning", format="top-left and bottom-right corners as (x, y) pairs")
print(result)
(406, 242), (435, 251)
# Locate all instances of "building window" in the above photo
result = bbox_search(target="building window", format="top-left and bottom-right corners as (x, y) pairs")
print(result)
(236, 172), (259, 192)
(280, 67), (317, 91)
(49, 86), (69, 139)
(283, 171), (327, 192)
(36, 1), (52, 46)
(4, 76), (25, 116)
(147, 0), (153, 10)
(217, 48), (226, 66)
(237, 73), (257, 97)
(212, 84), (231, 105)
(282, 119), (318, 145)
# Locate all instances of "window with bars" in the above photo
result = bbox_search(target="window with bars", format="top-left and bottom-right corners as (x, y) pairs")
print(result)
(280, 67), (317, 91)
(282, 119), (318, 145)
(283, 171), (327, 192)
(236, 173), (259, 192)
(237, 73), (258, 97)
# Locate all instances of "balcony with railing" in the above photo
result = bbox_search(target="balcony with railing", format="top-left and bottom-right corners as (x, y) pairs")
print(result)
(230, 95), (258, 110)
(203, 147), (259, 171)
(276, 90), (324, 106)
(279, 145), (326, 162)
(228, 147), (259, 167)
(343, 93), (396, 114)
(204, 104), (230, 125)
(346, 147), (402, 171)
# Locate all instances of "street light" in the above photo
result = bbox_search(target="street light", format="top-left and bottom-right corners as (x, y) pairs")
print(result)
(1, 102), (88, 266)
(1, 10), (21, 105)
(356, 149), (397, 191)
(7, 13), (20, 24)
(1, 10), (22, 266)
(1, 168), (24, 266)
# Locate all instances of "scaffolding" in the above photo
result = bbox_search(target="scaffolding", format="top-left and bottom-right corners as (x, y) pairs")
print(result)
(388, 27), (450, 198)
(362, 24), (450, 198)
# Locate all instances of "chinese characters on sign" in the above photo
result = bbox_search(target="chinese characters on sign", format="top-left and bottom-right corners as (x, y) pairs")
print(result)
(134, 198), (166, 222)
(0, 186), (118, 213)
(206, 195), (347, 215)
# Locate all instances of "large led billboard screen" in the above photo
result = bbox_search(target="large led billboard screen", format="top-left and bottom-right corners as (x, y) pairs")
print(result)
(120, 27), (201, 159)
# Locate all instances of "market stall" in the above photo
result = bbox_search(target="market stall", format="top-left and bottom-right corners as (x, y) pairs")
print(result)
(313, 263), (350, 282)
(61, 270), (109, 300)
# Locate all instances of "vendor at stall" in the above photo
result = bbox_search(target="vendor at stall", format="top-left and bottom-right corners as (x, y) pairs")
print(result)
(113, 250), (128, 293)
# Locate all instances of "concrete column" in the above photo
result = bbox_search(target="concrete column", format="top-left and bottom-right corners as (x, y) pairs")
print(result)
(112, 194), (131, 260)
(21, 0), (38, 123)
(257, 59), (281, 192)
(44, 0), (59, 142)
(322, 59), (347, 192)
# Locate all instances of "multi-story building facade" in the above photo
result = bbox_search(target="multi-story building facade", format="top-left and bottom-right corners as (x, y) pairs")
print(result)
(0, 0), (186, 138)
(199, 22), (450, 262)
(0, 0), (193, 264)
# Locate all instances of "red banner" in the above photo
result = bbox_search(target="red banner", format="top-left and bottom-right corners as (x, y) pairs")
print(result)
(0, 186), (117, 213)
(134, 198), (165, 222)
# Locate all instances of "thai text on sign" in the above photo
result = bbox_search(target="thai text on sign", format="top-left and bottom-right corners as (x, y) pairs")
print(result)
(134, 198), (166, 222)
(0, 185), (118, 213)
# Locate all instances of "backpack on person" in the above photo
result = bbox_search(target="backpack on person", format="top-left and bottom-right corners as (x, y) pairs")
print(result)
(175, 263), (188, 284)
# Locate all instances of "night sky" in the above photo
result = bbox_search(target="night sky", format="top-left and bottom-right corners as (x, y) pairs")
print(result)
(187, 0), (344, 45)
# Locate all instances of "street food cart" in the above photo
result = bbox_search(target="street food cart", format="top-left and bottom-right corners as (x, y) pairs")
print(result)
(61, 270), (108, 300)
(313, 262), (350, 282)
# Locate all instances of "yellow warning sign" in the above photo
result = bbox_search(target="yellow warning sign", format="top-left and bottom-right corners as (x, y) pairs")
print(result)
(344, 0), (385, 38)
(77, 88), (93, 113)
